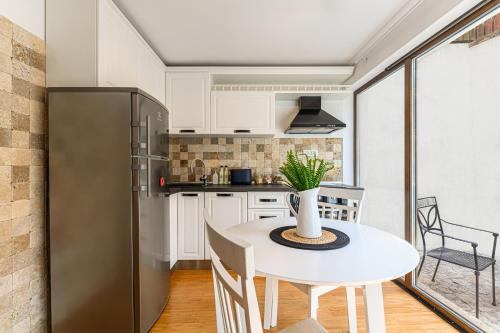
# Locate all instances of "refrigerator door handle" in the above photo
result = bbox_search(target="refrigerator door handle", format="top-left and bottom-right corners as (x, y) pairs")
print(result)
(147, 158), (151, 197)
(132, 185), (147, 192)
(146, 115), (151, 156)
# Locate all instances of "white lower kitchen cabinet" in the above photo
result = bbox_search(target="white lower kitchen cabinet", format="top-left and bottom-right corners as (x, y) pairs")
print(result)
(248, 208), (290, 221)
(204, 192), (248, 259)
(177, 192), (205, 260)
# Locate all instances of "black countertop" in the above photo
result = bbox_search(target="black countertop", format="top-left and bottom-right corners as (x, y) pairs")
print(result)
(166, 183), (292, 194)
(165, 182), (362, 194)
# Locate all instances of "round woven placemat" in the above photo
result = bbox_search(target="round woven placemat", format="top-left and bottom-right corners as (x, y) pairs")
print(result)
(269, 226), (350, 251)
(281, 228), (337, 244)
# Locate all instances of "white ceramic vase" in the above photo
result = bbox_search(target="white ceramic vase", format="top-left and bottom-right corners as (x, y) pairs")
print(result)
(286, 187), (322, 238)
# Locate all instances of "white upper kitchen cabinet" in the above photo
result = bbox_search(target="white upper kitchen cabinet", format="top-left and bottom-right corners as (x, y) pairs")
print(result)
(98, 0), (139, 88)
(138, 47), (166, 104)
(211, 91), (275, 135)
(165, 72), (211, 134)
(204, 192), (247, 259)
(177, 192), (205, 260)
(46, 0), (166, 105)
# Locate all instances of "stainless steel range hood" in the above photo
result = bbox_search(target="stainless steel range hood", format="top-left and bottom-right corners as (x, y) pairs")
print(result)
(285, 96), (346, 134)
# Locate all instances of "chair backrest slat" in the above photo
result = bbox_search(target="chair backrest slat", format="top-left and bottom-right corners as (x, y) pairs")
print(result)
(205, 210), (263, 333)
(317, 187), (365, 223)
(416, 196), (444, 233)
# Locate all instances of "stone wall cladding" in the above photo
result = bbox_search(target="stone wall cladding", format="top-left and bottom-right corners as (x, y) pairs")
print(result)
(0, 16), (46, 333)
(169, 137), (343, 183)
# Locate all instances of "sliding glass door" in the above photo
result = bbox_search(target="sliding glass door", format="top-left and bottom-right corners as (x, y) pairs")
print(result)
(413, 7), (500, 332)
(356, 67), (405, 240)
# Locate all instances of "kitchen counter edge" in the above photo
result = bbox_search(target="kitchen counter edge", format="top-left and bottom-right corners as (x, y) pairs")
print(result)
(164, 183), (363, 194)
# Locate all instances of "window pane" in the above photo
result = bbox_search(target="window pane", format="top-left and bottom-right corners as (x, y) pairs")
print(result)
(357, 67), (405, 239)
(414, 8), (500, 331)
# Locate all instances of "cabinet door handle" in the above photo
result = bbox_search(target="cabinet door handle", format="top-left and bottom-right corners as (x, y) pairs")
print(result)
(180, 129), (196, 133)
(259, 215), (276, 219)
(216, 193), (233, 197)
(259, 198), (277, 203)
(182, 193), (199, 197)
(234, 129), (250, 133)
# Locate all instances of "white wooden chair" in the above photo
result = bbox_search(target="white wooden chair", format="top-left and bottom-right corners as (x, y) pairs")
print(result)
(264, 187), (365, 332)
(204, 209), (329, 333)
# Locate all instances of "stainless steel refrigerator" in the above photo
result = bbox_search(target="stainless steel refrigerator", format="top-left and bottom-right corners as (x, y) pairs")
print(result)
(48, 88), (170, 333)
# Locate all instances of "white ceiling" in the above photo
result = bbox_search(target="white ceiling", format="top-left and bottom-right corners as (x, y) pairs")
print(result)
(114, 0), (413, 66)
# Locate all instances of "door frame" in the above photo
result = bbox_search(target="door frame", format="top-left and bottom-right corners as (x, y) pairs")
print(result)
(353, 1), (499, 332)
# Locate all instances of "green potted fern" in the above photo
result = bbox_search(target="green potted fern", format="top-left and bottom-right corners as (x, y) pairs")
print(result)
(280, 150), (334, 238)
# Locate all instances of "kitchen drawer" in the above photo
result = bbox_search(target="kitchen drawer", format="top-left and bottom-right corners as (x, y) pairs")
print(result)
(248, 209), (290, 221)
(248, 192), (290, 209)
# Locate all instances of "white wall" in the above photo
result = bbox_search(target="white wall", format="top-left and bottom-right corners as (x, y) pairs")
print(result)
(274, 95), (354, 185)
(357, 68), (405, 239)
(416, 37), (500, 258)
(0, 0), (45, 38)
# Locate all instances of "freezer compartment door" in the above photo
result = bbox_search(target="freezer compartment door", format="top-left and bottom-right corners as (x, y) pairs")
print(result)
(132, 93), (169, 158)
(132, 157), (170, 333)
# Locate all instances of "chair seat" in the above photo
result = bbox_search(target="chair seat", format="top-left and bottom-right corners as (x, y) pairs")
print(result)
(277, 318), (329, 333)
(427, 247), (495, 271)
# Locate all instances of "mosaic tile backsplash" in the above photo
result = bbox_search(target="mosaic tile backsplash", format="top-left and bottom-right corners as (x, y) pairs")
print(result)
(169, 137), (343, 183)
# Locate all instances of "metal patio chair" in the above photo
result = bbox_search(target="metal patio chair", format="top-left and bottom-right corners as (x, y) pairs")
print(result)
(417, 196), (498, 318)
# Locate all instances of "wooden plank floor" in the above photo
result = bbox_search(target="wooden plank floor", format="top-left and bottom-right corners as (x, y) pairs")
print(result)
(150, 270), (458, 333)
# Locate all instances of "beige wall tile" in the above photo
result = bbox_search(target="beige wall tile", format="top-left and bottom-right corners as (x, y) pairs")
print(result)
(0, 204), (11, 222)
(11, 200), (29, 219)
(0, 240), (12, 260)
(0, 148), (9, 166)
(0, 109), (10, 130)
(11, 60), (31, 82)
(12, 183), (29, 201)
(11, 131), (28, 149)
(0, 19), (46, 330)
(11, 77), (29, 99)
(0, 90), (12, 114)
(0, 184), (11, 204)
(30, 150), (44, 166)
(0, 220), (11, 243)
(0, 275), (12, 297)
(11, 234), (29, 256)
(11, 149), (30, 166)
(0, 53), (11, 74)
(0, 72), (11, 93)
(0, 34), (12, 58)
(0, 256), (12, 278)
(30, 67), (45, 87)
(0, 17), (12, 39)
(12, 166), (28, 183)
(29, 166), (43, 183)
(11, 95), (29, 115)
(11, 217), (29, 238)
(12, 24), (34, 50)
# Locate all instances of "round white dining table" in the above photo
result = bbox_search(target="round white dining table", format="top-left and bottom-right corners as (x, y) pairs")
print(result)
(226, 217), (420, 333)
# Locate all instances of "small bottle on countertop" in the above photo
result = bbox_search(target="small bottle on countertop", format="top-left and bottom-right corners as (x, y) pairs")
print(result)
(218, 167), (224, 184)
(223, 166), (228, 184)
(212, 170), (218, 185)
